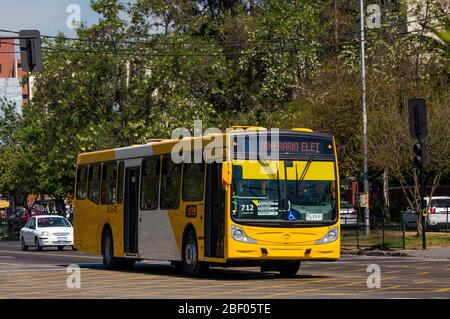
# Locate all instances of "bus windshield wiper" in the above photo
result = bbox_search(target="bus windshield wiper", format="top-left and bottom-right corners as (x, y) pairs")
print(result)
(297, 156), (313, 183)
(257, 155), (284, 212)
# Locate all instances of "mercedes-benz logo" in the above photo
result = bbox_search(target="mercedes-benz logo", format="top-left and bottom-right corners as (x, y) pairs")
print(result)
(283, 233), (291, 242)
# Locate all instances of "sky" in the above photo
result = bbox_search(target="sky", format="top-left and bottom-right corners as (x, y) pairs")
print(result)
(0, 0), (135, 38)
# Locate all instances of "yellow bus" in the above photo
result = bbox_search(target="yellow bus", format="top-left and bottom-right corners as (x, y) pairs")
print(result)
(73, 127), (340, 276)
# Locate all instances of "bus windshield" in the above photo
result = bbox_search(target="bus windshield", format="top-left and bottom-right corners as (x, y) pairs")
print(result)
(231, 160), (337, 225)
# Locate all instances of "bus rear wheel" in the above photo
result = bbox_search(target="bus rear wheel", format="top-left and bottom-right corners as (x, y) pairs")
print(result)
(278, 261), (301, 277)
(182, 230), (208, 277)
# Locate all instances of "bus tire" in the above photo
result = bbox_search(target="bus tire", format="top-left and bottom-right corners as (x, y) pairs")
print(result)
(102, 228), (120, 270)
(182, 229), (208, 277)
(278, 261), (301, 277)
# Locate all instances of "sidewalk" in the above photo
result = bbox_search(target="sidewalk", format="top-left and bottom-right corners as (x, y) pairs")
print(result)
(341, 247), (450, 259)
(403, 247), (450, 259)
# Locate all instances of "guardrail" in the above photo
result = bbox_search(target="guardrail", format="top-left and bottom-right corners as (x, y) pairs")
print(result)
(340, 207), (450, 249)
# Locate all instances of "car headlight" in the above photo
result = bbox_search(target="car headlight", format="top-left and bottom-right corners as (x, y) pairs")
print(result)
(40, 231), (50, 236)
(231, 225), (257, 244)
(315, 227), (339, 244)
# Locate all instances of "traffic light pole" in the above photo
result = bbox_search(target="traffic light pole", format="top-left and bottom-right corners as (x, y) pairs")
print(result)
(419, 142), (426, 250)
(409, 99), (427, 251)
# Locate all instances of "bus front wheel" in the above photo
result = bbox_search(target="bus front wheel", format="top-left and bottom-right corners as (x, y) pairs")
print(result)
(102, 229), (120, 270)
(182, 229), (208, 277)
(278, 261), (301, 277)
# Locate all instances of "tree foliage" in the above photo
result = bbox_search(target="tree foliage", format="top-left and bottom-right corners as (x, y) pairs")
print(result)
(0, 0), (448, 213)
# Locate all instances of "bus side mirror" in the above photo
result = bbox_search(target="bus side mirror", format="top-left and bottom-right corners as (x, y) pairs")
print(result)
(222, 162), (232, 186)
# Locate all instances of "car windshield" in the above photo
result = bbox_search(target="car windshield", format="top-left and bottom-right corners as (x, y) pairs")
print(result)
(231, 160), (337, 224)
(430, 199), (450, 207)
(37, 217), (71, 228)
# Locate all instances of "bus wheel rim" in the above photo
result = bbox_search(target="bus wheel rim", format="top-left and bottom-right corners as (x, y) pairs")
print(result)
(185, 240), (197, 266)
(105, 237), (112, 263)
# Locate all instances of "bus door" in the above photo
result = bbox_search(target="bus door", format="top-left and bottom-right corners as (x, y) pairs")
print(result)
(124, 166), (140, 254)
(205, 163), (225, 258)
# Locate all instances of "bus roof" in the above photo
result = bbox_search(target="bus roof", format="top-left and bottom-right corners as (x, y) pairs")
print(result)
(77, 129), (333, 165)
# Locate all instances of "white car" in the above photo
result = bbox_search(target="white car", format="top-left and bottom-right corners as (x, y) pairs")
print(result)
(20, 215), (74, 251)
(404, 196), (450, 230)
(340, 201), (358, 226)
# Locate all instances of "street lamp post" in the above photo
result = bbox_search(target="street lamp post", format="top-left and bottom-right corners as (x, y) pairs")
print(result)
(359, 0), (370, 235)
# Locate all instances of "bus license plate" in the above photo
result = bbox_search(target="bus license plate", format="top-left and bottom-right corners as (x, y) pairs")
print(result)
(306, 214), (323, 221)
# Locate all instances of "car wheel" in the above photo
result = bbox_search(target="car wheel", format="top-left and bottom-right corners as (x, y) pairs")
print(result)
(72, 245), (77, 251)
(35, 237), (43, 251)
(182, 230), (208, 277)
(58, 246), (64, 251)
(278, 261), (301, 277)
(20, 237), (28, 251)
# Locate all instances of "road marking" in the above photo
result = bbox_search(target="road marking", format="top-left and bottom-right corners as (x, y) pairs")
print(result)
(433, 288), (450, 293)
(366, 285), (402, 292)
(385, 270), (402, 274)
(258, 281), (364, 299)
(417, 272), (430, 275)
(414, 280), (432, 284)
(0, 256), (15, 259)
(0, 249), (100, 260)
(0, 268), (64, 274)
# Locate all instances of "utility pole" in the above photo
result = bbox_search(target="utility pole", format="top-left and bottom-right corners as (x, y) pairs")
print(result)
(359, 0), (370, 235)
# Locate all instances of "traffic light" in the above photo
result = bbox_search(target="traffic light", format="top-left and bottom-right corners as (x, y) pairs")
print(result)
(19, 30), (43, 72)
(413, 142), (426, 168)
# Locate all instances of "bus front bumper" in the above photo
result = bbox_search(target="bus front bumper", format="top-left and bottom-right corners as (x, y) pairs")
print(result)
(227, 240), (340, 261)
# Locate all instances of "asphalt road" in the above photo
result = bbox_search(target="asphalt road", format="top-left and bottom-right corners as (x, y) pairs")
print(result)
(0, 241), (449, 299)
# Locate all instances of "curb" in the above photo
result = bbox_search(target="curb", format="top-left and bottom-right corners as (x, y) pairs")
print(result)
(341, 249), (410, 257)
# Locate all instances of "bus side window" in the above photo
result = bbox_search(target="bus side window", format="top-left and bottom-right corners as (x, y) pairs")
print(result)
(88, 164), (101, 204)
(141, 157), (160, 210)
(182, 163), (205, 202)
(117, 161), (124, 204)
(76, 165), (88, 200)
(101, 162), (117, 205)
(160, 157), (181, 209)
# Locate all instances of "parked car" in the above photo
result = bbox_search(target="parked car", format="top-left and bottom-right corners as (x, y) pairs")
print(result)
(31, 211), (48, 217)
(20, 215), (74, 251)
(340, 201), (358, 226)
(404, 196), (450, 230)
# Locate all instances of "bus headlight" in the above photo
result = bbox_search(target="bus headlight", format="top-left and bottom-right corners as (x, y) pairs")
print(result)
(231, 225), (257, 244)
(315, 227), (338, 244)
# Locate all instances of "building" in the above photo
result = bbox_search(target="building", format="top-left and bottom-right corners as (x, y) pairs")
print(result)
(0, 35), (31, 112)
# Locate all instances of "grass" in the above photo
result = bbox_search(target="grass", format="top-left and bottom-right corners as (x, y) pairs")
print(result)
(341, 228), (450, 250)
